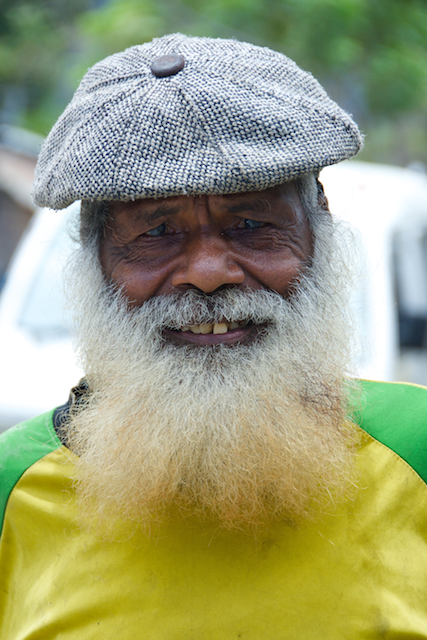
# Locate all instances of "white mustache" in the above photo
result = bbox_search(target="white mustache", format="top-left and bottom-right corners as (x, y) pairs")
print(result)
(109, 287), (290, 335)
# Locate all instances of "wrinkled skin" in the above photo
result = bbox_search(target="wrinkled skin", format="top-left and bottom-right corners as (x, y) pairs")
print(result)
(100, 182), (313, 345)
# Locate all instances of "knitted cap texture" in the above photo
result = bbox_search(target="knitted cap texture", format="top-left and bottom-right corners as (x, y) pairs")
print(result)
(33, 33), (363, 209)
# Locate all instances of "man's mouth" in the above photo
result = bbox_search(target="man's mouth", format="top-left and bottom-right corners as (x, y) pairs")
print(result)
(162, 320), (258, 345)
(181, 320), (249, 334)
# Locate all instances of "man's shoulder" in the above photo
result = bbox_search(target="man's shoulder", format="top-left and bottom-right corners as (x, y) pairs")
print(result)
(0, 410), (62, 533)
(356, 379), (427, 484)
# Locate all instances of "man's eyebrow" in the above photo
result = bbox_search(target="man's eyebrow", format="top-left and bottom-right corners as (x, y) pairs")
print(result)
(224, 199), (271, 215)
(134, 203), (182, 226)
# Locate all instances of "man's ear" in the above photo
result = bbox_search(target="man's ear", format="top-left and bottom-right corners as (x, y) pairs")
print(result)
(316, 179), (331, 214)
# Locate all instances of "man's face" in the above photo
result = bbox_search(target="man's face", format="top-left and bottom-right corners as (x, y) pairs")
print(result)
(68, 181), (356, 531)
(100, 182), (313, 344)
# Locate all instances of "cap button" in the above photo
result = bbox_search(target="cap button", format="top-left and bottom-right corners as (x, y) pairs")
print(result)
(150, 54), (185, 78)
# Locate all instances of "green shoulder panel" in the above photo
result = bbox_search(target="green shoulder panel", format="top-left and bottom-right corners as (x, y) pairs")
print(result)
(356, 380), (427, 484)
(0, 410), (61, 534)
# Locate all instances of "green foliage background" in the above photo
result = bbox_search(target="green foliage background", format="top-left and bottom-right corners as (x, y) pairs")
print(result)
(1, 0), (427, 165)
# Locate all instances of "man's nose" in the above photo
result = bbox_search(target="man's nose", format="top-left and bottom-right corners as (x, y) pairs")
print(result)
(171, 230), (245, 293)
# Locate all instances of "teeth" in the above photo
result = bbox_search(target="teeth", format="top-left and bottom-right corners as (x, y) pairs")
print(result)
(182, 321), (249, 334)
(199, 323), (213, 334)
(213, 322), (228, 334)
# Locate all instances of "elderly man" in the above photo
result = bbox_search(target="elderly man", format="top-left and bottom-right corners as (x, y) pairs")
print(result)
(1, 33), (427, 638)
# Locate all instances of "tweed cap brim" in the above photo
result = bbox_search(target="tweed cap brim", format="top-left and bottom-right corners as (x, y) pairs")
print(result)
(33, 33), (363, 209)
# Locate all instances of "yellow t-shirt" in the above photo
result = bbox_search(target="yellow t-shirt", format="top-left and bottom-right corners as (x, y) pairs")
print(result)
(1, 380), (427, 639)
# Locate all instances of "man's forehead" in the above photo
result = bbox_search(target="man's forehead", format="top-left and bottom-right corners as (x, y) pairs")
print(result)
(109, 183), (301, 219)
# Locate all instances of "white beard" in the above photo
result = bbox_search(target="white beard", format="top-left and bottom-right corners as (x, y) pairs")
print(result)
(64, 208), (359, 534)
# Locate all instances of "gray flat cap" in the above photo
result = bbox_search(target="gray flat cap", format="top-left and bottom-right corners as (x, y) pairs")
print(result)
(33, 33), (363, 209)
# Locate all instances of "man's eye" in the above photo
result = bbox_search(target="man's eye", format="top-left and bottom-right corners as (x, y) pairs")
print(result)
(243, 219), (264, 229)
(146, 223), (166, 237)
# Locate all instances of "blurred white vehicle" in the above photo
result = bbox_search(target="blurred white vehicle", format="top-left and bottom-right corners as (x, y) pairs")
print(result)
(320, 161), (427, 384)
(1, 161), (427, 431)
(0, 202), (83, 430)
